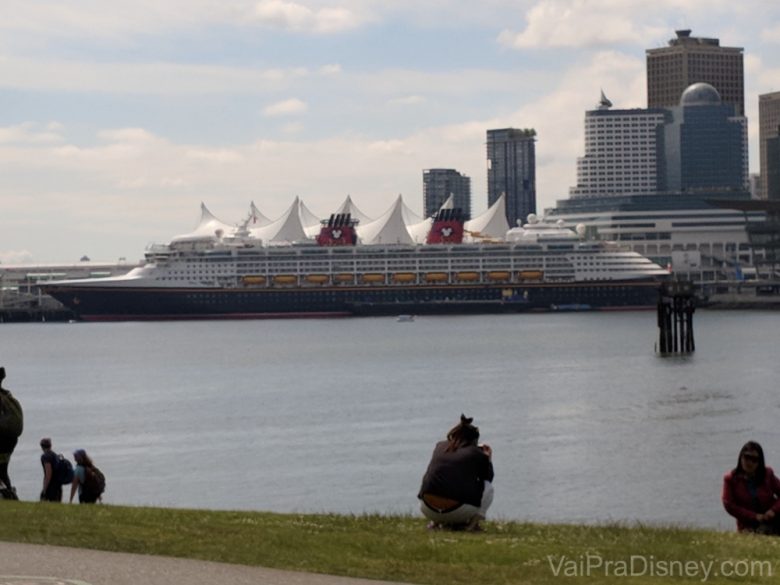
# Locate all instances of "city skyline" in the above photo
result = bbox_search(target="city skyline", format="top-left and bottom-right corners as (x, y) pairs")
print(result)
(2, 2), (780, 263)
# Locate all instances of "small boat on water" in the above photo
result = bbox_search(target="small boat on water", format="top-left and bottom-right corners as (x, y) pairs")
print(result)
(396, 314), (415, 322)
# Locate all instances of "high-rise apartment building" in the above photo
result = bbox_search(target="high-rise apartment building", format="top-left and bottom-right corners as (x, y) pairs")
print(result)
(486, 128), (536, 227)
(646, 29), (744, 116)
(569, 93), (666, 197)
(422, 169), (471, 219)
(758, 91), (780, 200)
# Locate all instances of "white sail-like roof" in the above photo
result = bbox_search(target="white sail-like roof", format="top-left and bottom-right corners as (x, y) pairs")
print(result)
(408, 218), (433, 244)
(464, 194), (510, 241)
(171, 203), (233, 243)
(439, 194), (455, 210)
(248, 201), (272, 228)
(335, 195), (373, 224)
(299, 199), (324, 238)
(356, 195), (415, 245)
(250, 197), (309, 243)
(400, 197), (423, 225)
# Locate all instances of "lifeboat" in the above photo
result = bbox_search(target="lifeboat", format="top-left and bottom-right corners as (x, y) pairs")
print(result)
(455, 272), (479, 282)
(486, 271), (511, 282)
(424, 272), (448, 283)
(334, 273), (355, 283)
(392, 273), (416, 283)
(360, 273), (385, 284)
(273, 275), (298, 285)
(242, 275), (266, 286)
(518, 270), (544, 281)
(305, 274), (329, 284)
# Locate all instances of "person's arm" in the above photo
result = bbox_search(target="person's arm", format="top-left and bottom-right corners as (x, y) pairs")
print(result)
(69, 474), (79, 503)
(722, 474), (759, 525)
(764, 469), (780, 518)
(41, 462), (53, 499)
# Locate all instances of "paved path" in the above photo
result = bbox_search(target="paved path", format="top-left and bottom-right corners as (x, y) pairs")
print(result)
(0, 542), (414, 585)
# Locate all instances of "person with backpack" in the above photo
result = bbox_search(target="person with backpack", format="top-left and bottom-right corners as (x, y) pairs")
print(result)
(0, 366), (23, 500)
(70, 449), (105, 504)
(40, 437), (70, 502)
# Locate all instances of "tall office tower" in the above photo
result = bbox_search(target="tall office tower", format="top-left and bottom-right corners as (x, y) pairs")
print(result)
(659, 83), (747, 192)
(486, 128), (536, 227)
(569, 92), (666, 198)
(767, 135), (780, 200)
(422, 169), (472, 219)
(647, 29), (744, 116)
(758, 92), (780, 199)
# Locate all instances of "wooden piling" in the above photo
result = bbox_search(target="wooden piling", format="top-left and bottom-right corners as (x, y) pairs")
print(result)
(657, 281), (695, 354)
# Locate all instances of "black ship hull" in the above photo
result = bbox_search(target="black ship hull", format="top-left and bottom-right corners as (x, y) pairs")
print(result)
(45, 280), (662, 321)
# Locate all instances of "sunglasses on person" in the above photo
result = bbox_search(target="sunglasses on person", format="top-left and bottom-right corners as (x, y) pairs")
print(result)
(742, 453), (760, 463)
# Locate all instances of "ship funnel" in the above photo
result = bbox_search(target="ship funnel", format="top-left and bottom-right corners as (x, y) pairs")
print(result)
(316, 213), (359, 246)
(426, 207), (464, 244)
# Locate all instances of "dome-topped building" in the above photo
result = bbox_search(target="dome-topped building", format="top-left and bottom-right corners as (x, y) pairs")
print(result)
(680, 82), (722, 106)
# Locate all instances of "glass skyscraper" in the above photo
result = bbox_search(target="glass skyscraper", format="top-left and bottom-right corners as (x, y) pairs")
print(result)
(422, 169), (471, 219)
(486, 128), (536, 227)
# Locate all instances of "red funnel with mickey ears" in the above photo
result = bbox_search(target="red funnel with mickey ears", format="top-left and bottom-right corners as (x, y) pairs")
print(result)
(316, 213), (358, 246)
(426, 208), (464, 244)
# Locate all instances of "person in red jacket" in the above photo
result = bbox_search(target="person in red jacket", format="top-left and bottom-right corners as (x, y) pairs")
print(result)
(722, 441), (780, 533)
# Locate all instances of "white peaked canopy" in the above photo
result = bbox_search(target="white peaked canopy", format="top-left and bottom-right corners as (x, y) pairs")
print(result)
(171, 202), (233, 243)
(400, 196), (423, 225)
(439, 194), (455, 210)
(299, 199), (324, 238)
(408, 218), (433, 244)
(335, 195), (373, 224)
(356, 195), (415, 245)
(464, 194), (510, 240)
(248, 201), (272, 228)
(250, 197), (308, 243)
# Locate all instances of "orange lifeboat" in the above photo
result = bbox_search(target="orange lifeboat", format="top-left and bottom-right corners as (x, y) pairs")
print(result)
(518, 270), (543, 281)
(242, 275), (267, 286)
(392, 273), (416, 283)
(486, 271), (511, 282)
(305, 274), (329, 285)
(273, 275), (298, 285)
(424, 272), (448, 283)
(360, 273), (385, 284)
(334, 273), (355, 284)
(455, 272), (479, 282)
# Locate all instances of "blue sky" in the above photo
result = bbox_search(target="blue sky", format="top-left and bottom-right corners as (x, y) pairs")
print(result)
(2, 0), (780, 263)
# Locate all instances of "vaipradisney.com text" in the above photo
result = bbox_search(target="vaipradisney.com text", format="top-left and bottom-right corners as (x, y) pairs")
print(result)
(547, 553), (773, 581)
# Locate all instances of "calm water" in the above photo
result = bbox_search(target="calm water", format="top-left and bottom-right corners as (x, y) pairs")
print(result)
(1, 311), (778, 530)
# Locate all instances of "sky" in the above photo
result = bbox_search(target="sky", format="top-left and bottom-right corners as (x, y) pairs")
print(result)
(2, 0), (780, 264)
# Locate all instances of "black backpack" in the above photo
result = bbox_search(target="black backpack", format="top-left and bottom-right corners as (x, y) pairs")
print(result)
(83, 465), (106, 498)
(55, 454), (75, 485)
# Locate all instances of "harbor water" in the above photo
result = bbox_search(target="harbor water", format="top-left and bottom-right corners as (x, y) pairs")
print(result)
(2, 311), (778, 530)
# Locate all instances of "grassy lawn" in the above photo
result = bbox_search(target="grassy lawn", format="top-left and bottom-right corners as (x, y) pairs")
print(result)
(1, 501), (779, 584)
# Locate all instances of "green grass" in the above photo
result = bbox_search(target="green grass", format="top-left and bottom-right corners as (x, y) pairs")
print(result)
(2, 502), (780, 584)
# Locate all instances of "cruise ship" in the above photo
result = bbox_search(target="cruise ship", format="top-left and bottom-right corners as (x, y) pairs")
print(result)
(44, 197), (669, 320)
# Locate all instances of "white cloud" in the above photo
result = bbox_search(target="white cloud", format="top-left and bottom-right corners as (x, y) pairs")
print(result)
(263, 98), (308, 117)
(0, 56), (310, 94)
(318, 64), (342, 76)
(389, 95), (426, 106)
(498, 0), (668, 49)
(0, 250), (34, 265)
(0, 122), (64, 145)
(253, 1), (367, 33)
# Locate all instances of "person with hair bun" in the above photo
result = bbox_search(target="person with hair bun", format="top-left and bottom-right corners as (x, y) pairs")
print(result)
(722, 441), (780, 534)
(418, 414), (494, 531)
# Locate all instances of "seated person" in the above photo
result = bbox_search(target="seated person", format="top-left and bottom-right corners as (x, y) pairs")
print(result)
(722, 441), (780, 534)
(418, 414), (494, 531)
